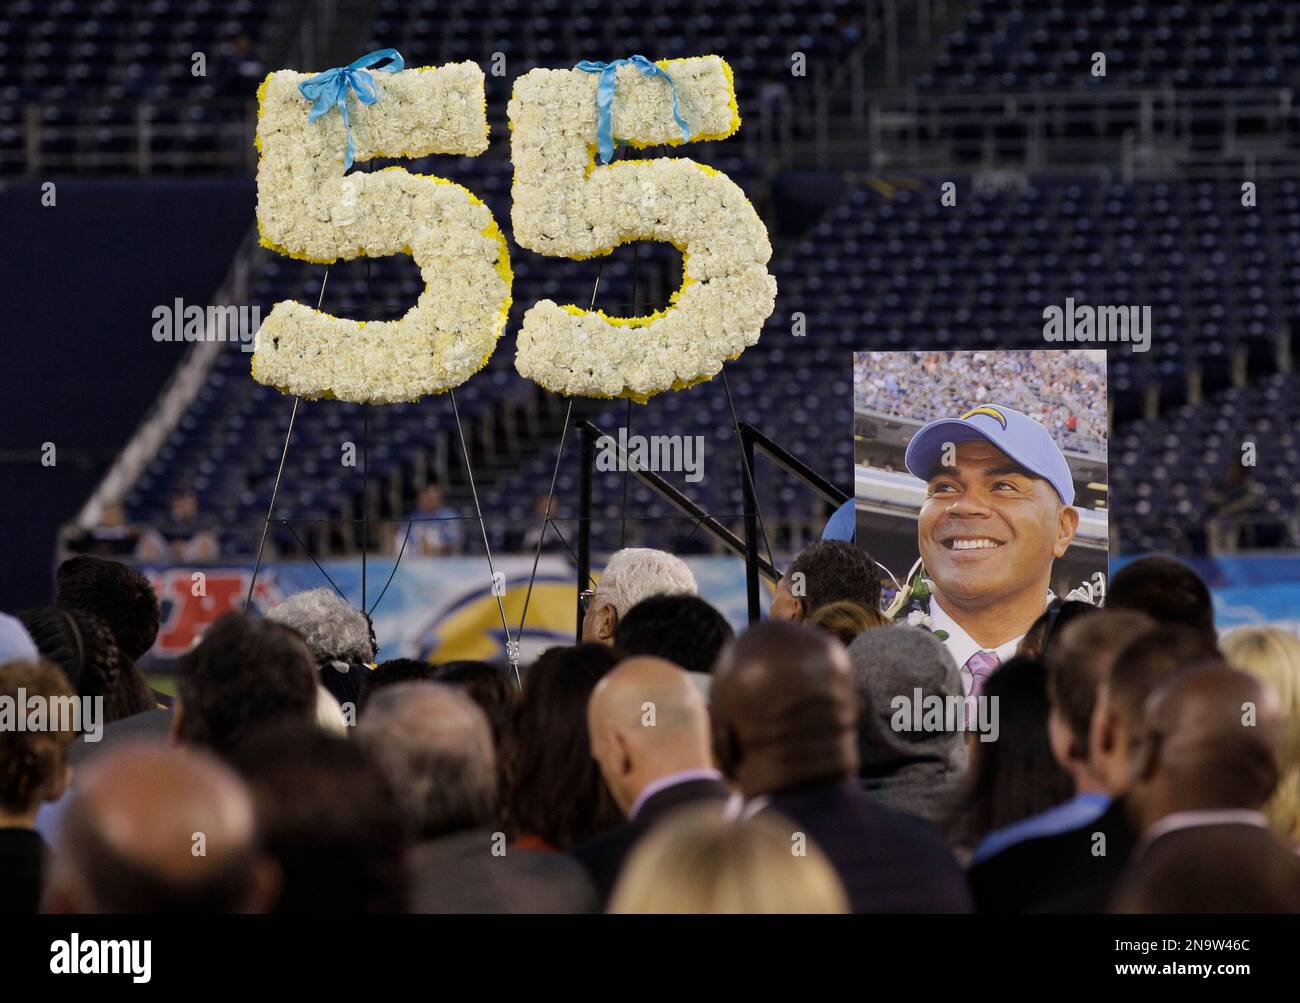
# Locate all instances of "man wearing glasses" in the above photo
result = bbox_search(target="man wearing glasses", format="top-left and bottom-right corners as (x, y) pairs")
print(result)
(580, 548), (698, 644)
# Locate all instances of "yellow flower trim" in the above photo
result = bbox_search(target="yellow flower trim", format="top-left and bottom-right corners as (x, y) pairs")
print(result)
(510, 55), (775, 400)
(252, 62), (511, 403)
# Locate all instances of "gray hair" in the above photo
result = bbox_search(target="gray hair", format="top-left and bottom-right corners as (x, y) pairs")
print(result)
(596, 548), (698, 618)
(357, 681), (496, 838)
(265, 588), (374, 666)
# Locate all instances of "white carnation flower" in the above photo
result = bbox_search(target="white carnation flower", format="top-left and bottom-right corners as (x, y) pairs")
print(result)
(251, 62), (511, 404)
(508, 55), (776, 400)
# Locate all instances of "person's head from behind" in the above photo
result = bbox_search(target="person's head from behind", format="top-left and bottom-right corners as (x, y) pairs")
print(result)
(358, 682), (497, 840)
(44, 743), (277, 913)
(228, 725), (408, 913)
(1106, 555), (1215, 640)
(501, 644), (622, 849)
(1126, 664), (1282, 832)
(613, 594), (734, 674)
(1090, 625), (1221, 796)
(429, 660), (516, 749)
(357, 657), (438, 713)
(55, 556), (161, 662)
(810, 600), (887, 647)
(956, 655), (1073, 847)
(609, 803), (847, 914)
(769, 540), (881, 624)
(711, 621), (857, 798)
(588, 657), (715, 816)
(1045, 609), (1155, 793)
(1221, 626), (1300, 842)
(19, 605), (155, 724)
(0, 659), (77, 826)
(264, 588), (376, 667)
(846, 625), (966, 789)
(1017, 599), (1094, 660)
(581, 548), (697, 644)
(173, 614), (318, 758)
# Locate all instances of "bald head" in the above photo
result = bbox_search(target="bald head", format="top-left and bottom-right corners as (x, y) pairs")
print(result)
(712, 621), (857, 798)
(358, 682), (496, 838)
(47, 743), (273, 913)
(588, 657), (714, 814)
(1129, 664), (1283, 830)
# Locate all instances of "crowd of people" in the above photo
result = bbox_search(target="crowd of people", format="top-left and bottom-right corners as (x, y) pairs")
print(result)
(854, 350), (1107, 456)
(2, 545), (1299, 914)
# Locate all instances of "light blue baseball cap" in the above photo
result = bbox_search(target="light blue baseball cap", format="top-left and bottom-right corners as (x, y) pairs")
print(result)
(904, 403), (1076, 506)
(0, 612), (39, 663)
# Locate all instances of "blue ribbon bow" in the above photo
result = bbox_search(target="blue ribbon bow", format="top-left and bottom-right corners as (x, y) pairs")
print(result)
(299, 48), (405, 172)
(574, 55), (692, 165)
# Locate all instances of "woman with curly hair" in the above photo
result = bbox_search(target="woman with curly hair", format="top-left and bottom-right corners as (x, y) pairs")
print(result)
(0, 658), (79, 913)
(265, 587), (377, 711)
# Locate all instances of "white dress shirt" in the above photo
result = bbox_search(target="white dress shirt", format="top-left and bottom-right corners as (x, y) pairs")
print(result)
(929, 595), (1039, 694)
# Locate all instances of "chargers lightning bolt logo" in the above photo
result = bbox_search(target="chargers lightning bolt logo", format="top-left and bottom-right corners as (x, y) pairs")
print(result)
(959, 405), (1008, 429)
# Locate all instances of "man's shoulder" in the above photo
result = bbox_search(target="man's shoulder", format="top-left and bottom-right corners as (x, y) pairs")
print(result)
(975, 800), (1130, 870)
(411, 831), (598, 914)
(968, 799), (1135, 912)
(767, 780), (971, 912)
(572, 820), (644, 876)
(573, 778), (730, 889)
(640, 777), (731, 821)
(770, 780), (958, 860)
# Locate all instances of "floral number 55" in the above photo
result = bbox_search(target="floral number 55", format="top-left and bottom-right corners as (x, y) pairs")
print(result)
(250, 56), (773, 405)
(509, 56), (777, 401)
(251, 61), (512, 405)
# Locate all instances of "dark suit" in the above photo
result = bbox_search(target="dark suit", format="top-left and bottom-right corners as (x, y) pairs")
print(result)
(967, 798), (1136, 913)
(573, 777), (730, 903)
(409, 829), (598, 914)
(761, 778), (971, 913)
(68, 707), (172, 767)
(1111, 822), (1300, 913)
(318, 663), (367, 711)
(0, 828), (46, 915)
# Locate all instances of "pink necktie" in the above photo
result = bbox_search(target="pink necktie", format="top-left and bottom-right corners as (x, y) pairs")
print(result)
(964, 650), (1001, 696)
(963, 650), (1001, 729)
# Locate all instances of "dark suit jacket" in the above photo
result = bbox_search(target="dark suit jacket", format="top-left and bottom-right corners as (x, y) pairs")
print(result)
(573, 777), (731, 903)
(68, 708), (173, 767)
(409, 829), (598, 914)
(0, 828), (47, 915)
(1111, 822), (1300, 913)
(318, 663), (367, 711)
(967, 798), (1136, 913)
(762, 778), (971, 913)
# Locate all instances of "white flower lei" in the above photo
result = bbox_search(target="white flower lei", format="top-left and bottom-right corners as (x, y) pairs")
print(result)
(508, 56), (777, 401)
(251, 63), (513, 404)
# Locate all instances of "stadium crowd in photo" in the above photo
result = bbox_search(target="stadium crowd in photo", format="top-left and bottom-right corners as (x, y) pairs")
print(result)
(5, 0), (1300, 963)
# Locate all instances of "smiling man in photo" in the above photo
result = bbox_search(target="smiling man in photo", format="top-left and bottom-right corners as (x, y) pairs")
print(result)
(903, 404), (1079, 696)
